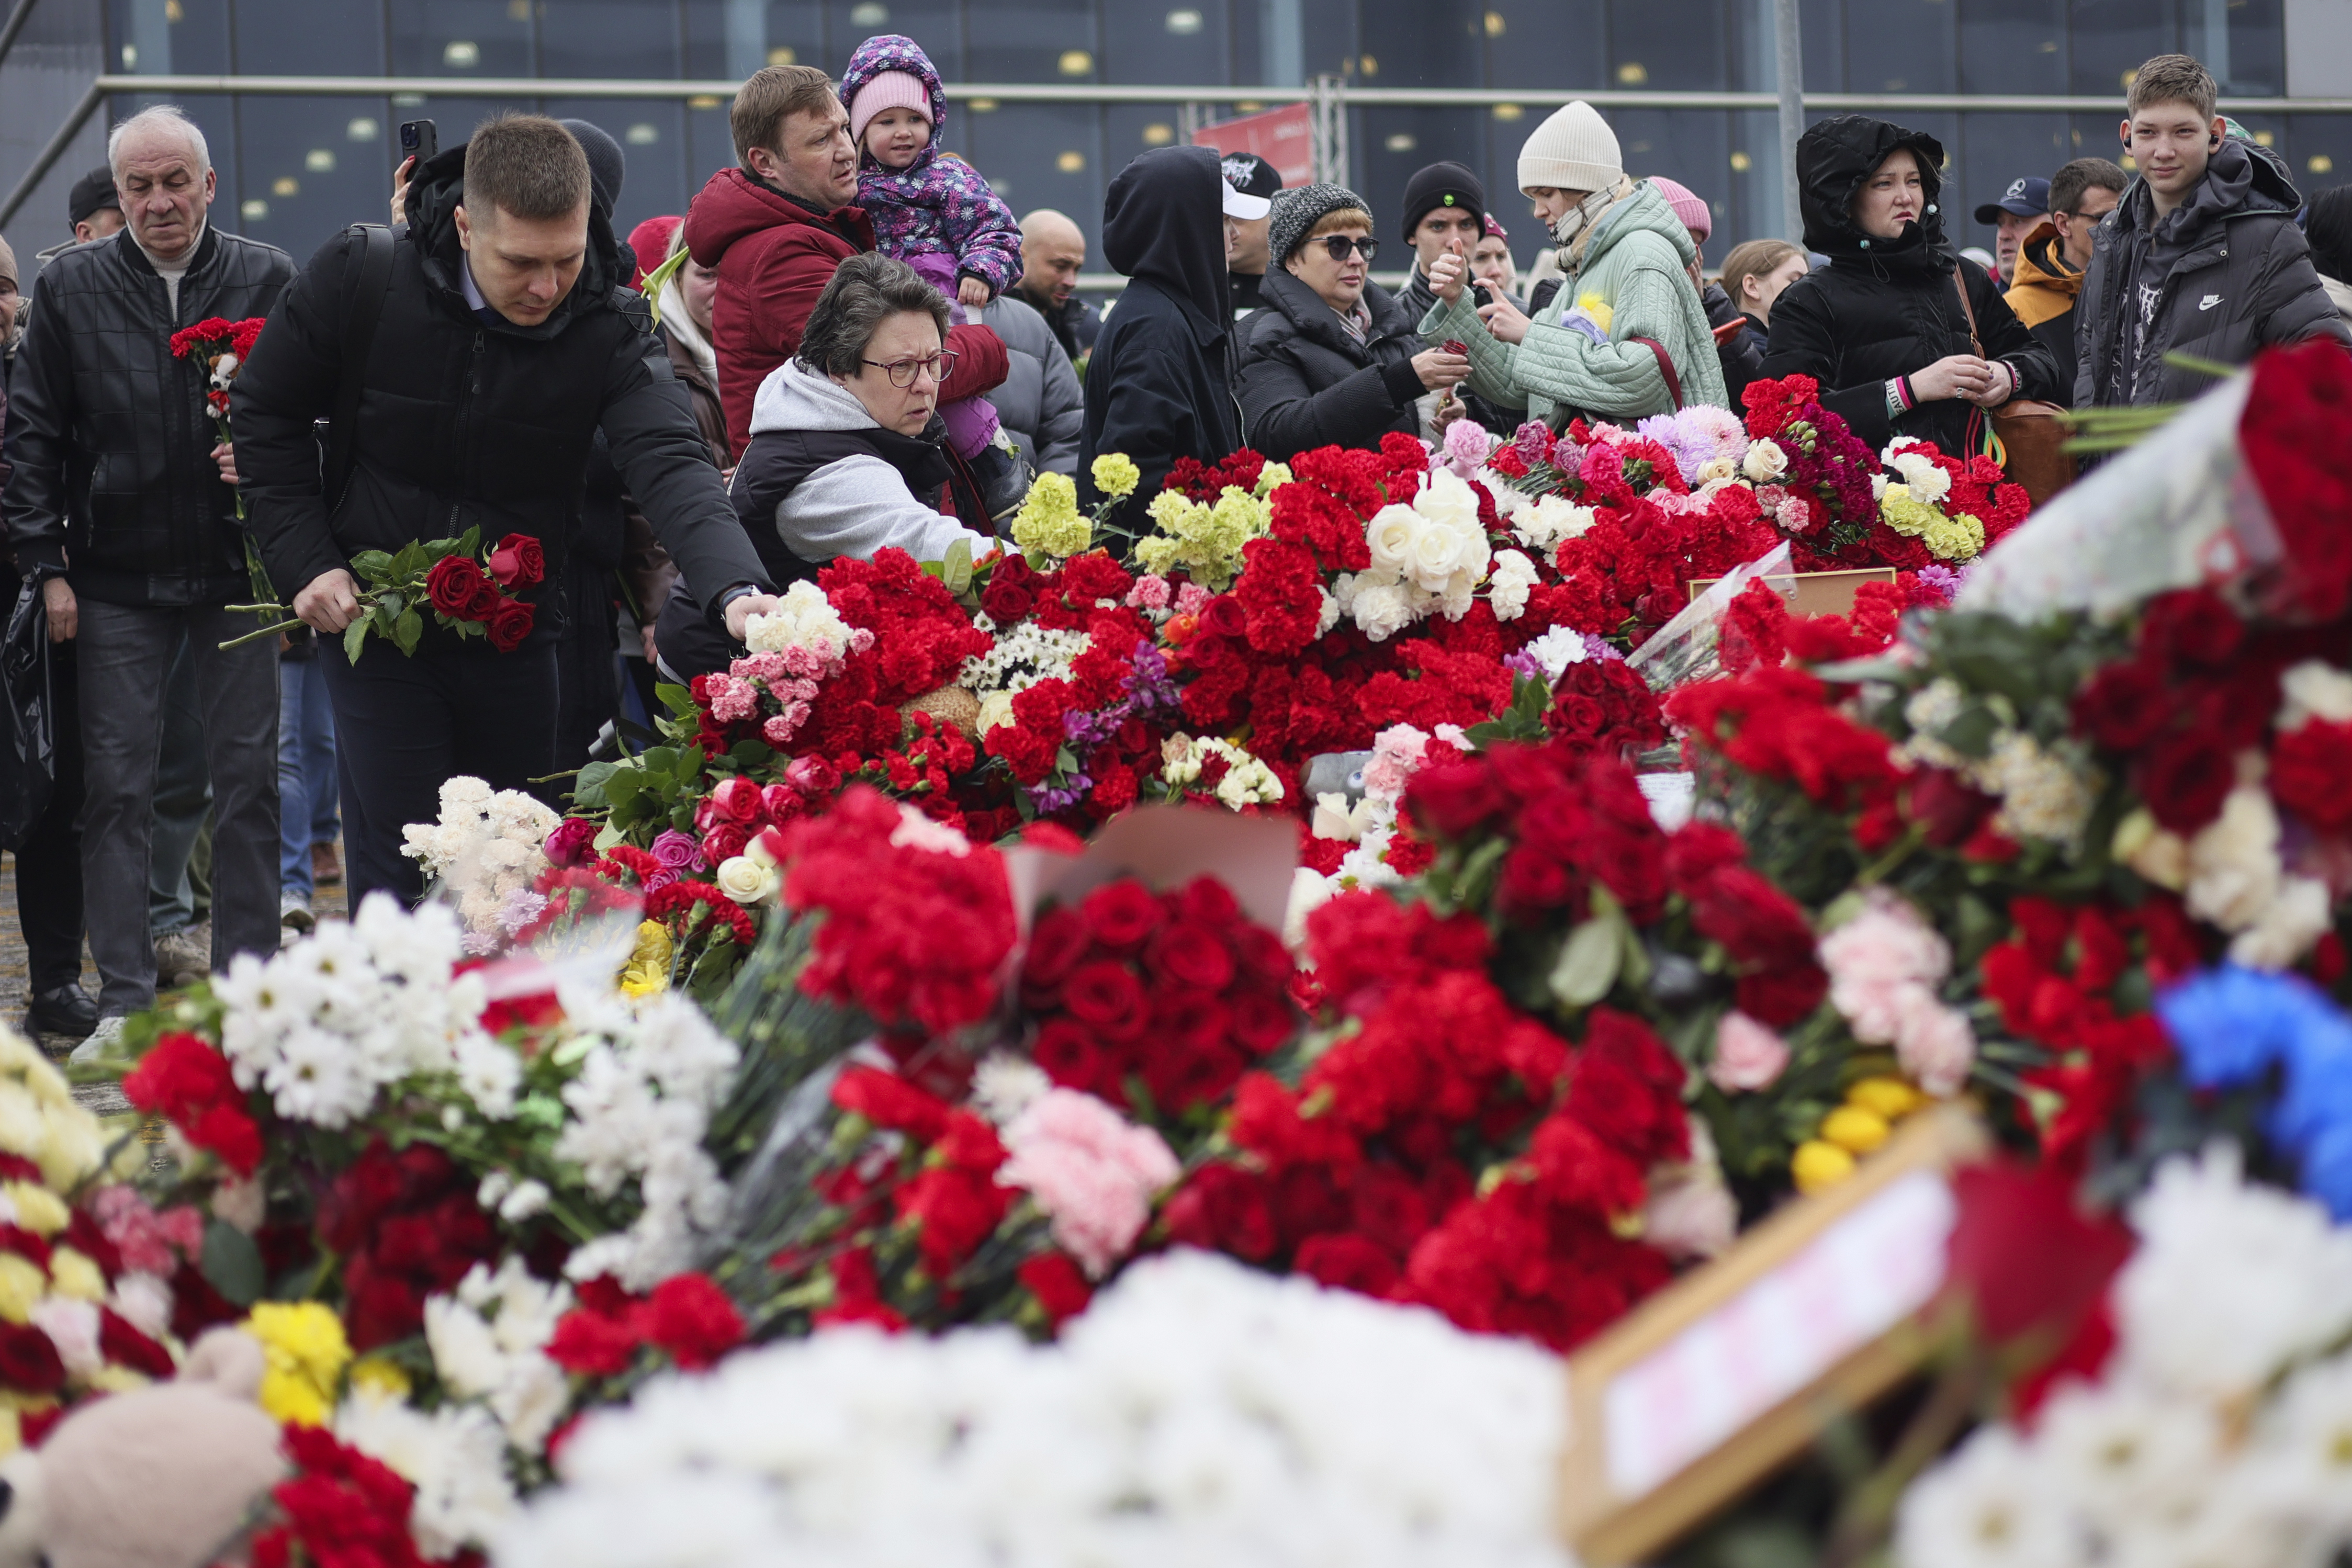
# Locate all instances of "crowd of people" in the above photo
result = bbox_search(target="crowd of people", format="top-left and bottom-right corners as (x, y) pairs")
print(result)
(0, 43), (2347, 1055)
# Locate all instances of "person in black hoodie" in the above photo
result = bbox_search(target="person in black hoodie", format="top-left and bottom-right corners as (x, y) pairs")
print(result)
(1759, 116), (2058, 458)
(1078, 146), (1268, 527)
(1235, 183), (1469, 460)
(233, 114), (781, 906)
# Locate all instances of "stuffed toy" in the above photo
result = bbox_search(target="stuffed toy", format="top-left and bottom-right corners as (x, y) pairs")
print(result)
(0, 1326), (287, 1568)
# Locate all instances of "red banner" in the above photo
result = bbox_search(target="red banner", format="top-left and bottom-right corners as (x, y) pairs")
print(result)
(1192, 103), (1314, 188)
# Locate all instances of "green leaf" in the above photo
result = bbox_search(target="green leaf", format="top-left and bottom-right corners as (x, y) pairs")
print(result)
(942, 537), (974, 596)
(342, 618), (370, 664)
(393, 608), (422, 656)
(574, 759), (618, 809)
(379, 589), (404, 619)
(348, 549), (394, 582)
(1548, 912), (1624, 1009)
(457, 524), (482, 557)
(200, 1219), (265, 1306)
(656, 682), (697, 719)
(593, 822), (624, 851)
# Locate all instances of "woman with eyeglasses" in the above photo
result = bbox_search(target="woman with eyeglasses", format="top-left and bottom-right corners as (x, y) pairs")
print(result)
(652, 252), (994, 680)
(1234, 184), (1472, 461)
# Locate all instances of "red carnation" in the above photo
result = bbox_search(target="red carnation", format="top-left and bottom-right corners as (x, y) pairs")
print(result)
(2271, 719), (2352, 831)
(1295, 1232), (1402, 1297)
(1018, 1253), (1095, 1327)
(1163, 1164), (1278, 1261)
(643, 1272), (746, 1370)
(0, 1324), (64, 1394)
(546, 1304), (643, 1378)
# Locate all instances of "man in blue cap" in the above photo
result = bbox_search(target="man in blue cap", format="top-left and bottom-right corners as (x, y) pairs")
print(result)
(1974, 175), (2051, 286)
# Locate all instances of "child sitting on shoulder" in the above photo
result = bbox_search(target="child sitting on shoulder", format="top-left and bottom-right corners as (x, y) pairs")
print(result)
(842, 34), (1029, 520)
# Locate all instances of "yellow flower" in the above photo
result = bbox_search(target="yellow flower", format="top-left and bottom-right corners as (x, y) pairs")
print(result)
(1255, 461), (1292, 497)
(33, 1102), (104, 1193)
(4, 1183), (66, 1238)
(1846, 1076), (1924, 1122)
(0, 1255), (44, 1325)
(46, 1247), (103, 1302)
(1880, 493), (1939, 538)
(1089, 452), (1141, 500)
(1820, 1105), (1892, 1156)
(619, 920), (673, 998)
(1791, 1139), (1856, 1194)
(1920, 511), (1985, 562)
(246, 1302), (351, 1427)
(1011, 471), (1089, 559)
(0, 1406), (21, 1458)
(1573, 292), (1614, 334)
(350, 1356), (413, 1401)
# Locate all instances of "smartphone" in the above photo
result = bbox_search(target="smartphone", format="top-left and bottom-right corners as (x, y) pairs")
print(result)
(399, 118), (437, 168)
(1471, 281), (1494, 308)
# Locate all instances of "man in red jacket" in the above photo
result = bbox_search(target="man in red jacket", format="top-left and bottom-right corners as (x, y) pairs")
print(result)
(684, 63), (1007, 460)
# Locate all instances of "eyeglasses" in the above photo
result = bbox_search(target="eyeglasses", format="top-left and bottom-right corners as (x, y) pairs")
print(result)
(863, 351), (959, 388)
(1310, 235), (1379, 264)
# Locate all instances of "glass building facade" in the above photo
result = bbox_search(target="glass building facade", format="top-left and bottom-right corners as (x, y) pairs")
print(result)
(3, 0), (2349, 277)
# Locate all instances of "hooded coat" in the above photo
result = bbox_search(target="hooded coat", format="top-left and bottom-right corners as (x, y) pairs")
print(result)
(683, 167), (1007, 460)
(654, 358), (991, 679)
(1078, 146), (1244, 525)
(230, 144), (771, 646)
(2073, 136), (2348, 410)
(1235, 268), (1427, 459)
(1759, 115), (2058, 455)
(1416, 177), (1728, 427)
(839, 35), (1024, 300)
(2002, 221), (2084, 408)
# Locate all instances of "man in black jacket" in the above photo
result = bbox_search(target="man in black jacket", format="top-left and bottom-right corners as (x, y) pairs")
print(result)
(2, 105), (291, 1043)
(2076, 54), (2348, 410)
(1078, 146), (1267, 528)
(233, 113), (781, 908)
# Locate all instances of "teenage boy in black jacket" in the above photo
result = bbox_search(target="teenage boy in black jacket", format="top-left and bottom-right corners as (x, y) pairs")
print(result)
(233, 113), (781, 906)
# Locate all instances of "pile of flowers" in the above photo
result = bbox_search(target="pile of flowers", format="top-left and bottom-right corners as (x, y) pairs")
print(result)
(493, 1250), (1573, 1568)
(402, 777), (564, 953)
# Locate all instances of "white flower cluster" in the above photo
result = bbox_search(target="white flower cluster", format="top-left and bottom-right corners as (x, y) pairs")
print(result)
(2121, 771), (2333, 972)
(1897, 1147), (2352, 1568)
(210, 895), (515, 1129)
(741, 580), (861, 664)
(492, 1250), (1571, 1568)
(422, 1256), (575, 1458)
(1899, 680), (2099, 847)
(1310, 723), (1470, 893)
(1336, 467), (1496, 641)
(963, 621), (1093, 734)
(338, 1386), (519, 1559)
(1508, 492), (1599, 556)
(1160, 733), (1284, 810)
(545, 981), (740, 1291)
(1874, 437), (1953, 506)
(401, 777), (564, 954)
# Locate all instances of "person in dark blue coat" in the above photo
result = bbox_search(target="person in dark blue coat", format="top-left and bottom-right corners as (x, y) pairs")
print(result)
(1077, 145), (1269, 529)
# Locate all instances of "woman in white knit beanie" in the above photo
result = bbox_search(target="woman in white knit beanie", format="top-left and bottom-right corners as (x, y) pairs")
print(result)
(1412, 100), (1726, 426)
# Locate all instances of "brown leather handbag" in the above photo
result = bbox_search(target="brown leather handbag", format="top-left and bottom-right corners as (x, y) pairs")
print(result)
(1952, 270), (2077, 504)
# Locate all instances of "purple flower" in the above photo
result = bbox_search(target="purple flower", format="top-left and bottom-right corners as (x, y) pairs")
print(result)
(650, 829), (704, 871)
(1028, 773), (1094, 815)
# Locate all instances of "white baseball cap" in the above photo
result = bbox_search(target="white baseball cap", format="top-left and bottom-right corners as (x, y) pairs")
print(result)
(1221, 181), (1271, 220)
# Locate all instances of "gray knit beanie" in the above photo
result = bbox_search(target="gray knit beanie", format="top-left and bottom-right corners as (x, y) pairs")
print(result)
(1268, 182), (1374, 266)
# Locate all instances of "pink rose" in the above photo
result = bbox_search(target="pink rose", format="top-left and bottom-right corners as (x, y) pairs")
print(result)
(545, 817), (598, 866)
(1820, 896), (1950, 1044)
(710, 775), (765, 826)
(650, 829), (703, 871)
(1893, 987), (1976, 1098)
(1707, 1010), (1791, 1093)
(785, 755), (841, 797)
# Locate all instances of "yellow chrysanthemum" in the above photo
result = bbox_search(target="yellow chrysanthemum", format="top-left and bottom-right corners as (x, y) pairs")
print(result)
(0, 1255), (45, 1326)
(46, 1247), (103, 1303)
(350, 1356), (414, 1401)
(1089, 452), (1141, 500)
(1573, 292), (1614, 334)
(247, 1302), (351, 1428)
(1011, 471), (1089, 559)
(620, 919), (673, 998)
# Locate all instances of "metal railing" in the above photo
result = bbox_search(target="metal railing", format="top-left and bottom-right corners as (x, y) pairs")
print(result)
(10, 70), (2352, 229)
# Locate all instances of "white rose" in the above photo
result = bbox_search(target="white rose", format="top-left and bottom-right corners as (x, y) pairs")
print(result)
(714, 854), (781, 907)
(1741, 438), (1788, 482)
(2227, 874), (2332, 971)
(1413, 464), (1483, 535)
(1695, 455), (1739, 486)
(2185, 781), (2283, 933)
(2278, 659), (2352, 730)
(1365, 505), (1420, 573)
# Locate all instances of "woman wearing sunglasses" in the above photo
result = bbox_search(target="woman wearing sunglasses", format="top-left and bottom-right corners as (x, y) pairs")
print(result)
(653, 253), (995, 680)
(1234, 183), (1472, 461)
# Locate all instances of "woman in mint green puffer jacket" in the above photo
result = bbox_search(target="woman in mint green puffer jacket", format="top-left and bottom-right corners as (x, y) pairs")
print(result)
(1417, 105), (1727, 426)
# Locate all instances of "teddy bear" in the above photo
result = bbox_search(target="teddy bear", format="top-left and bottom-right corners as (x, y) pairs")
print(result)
(0, 1326), (288, 1568)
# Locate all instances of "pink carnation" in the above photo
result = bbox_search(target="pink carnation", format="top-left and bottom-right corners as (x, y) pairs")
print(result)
(91, 1187), (204, 1276)
(1126, 574), (1174, 612)
(706, 675), (759, 724)
(1360, 724), (1430, 801)
(997, 1089), (1180, 1277)
(1441, 419), (1489, 478)
(1820, 894), (1950, 1045)
(1707, 1010), (1790, 1092)
(1173, 582), (1212, 618)
(1892, 986), (1976, 1097)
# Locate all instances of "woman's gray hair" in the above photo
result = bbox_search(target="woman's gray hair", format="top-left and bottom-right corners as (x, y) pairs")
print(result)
(797, 253), (952, 379)
(108, 105), (211, 178)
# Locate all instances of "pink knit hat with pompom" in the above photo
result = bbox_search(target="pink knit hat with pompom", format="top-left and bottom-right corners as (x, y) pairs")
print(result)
(1647, 176), (1712, 243)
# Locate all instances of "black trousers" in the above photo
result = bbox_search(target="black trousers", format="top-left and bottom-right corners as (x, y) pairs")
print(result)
(320, 633), (557, 909)
(14, 647), (83, 992)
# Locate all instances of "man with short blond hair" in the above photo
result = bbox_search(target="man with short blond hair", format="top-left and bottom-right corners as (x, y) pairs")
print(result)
(683, 64), (1006, 457)
(3, 103), (291, 1047)
(231, 112), (784, 909)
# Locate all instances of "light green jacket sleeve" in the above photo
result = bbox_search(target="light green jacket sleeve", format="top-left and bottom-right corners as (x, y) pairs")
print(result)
(1417, 289), (1528, 413)
(1420, 264), (1703, 420)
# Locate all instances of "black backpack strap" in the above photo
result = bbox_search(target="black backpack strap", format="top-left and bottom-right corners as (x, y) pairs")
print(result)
(324, 222), (396, 513)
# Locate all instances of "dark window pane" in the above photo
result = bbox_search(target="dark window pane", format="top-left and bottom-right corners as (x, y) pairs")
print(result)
(1295, 0), (1357, 83)
(539, 0), (683, 78)
(1483, 1), (1606, 93)
(1355, 105), (1482, 230)
(1613, 107), (1730, 258)
(1956, 110), (2068, 251)
(2069, 0), (2179, 101)
(1611, 0), (1729, 92)
(1359, 5), (1478, 92)
(106, 0), (231, 73)
(962, 101), (1100, 254)
(231, 0), (382, 75)
(1102, 0), (1225, 88)
(687, 97), (736, 193)
(2285, 115), (2352, 199)
(544, 99), (689, 239)
(682, 0), (828, 77)
(388, 93), (532, 159)
(823, 1), (961, 82)
(1959, 0), (2065, 95)
(228, 94), (395, 253)
(1728, 106), (1789, 248)
(2216, 0), (2283, 96)
(389, 0), (535, 77)
(1848, 0), (1956, 93)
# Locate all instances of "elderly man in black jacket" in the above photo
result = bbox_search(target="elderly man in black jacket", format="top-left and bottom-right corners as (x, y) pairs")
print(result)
(233, 113), (780, 908)
(1078, 146), (1268, 528)
(3, 105), (292, 1046)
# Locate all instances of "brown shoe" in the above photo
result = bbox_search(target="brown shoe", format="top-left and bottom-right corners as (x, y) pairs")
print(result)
(312, 841), (343, 886)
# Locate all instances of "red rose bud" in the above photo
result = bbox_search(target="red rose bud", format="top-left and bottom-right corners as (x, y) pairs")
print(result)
(425, 555), (490, 619)
(544, 817), (599, 866)
(485, 597), (536, 652)
(487, 532), (547, 588)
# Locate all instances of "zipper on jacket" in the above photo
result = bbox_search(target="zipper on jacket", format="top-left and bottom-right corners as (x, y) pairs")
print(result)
(449, 329), (486, 536)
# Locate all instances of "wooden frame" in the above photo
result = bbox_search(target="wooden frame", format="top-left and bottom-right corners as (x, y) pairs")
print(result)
(1558, 1106), (1989, 1564)
(1687, 566), (1898, 619)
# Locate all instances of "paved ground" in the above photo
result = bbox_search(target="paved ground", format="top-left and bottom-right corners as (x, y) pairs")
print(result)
(0, 843), (347, 1113)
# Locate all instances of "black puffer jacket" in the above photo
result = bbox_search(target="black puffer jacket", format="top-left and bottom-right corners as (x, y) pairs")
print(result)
(2074, 136), (2350, 409)
(1078, 146), (1244, 529)
(1759, 116), (2058, 455)
(4, 225), (294, 605)
(231, 145), (771, 645)
(1704, 281), (1768, 405)
(1236, 269), (1426, 459)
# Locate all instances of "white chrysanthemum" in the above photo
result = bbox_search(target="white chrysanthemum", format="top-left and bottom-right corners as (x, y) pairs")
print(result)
(971, 1053), (1051, 1126)
(2034, 1379), (2221, 1530)
(426, 1295), (511, 1401)
(1512, 493), (1595, 554)
(1894, 1426), (2082, 1568)
(958, 621), (1090, 696)
(1980, 732), (2098, 846)
(262, 1023), (374, 1127)
(339, 1390), (516, 1558)
(1518, 626), (1592, 684)
(2248, 1352), (2352, 1532)
(1346, 577), (1416, 642)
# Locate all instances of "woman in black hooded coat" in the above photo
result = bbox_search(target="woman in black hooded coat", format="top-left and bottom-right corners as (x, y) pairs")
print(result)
(1759, 116), (2057, 457)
